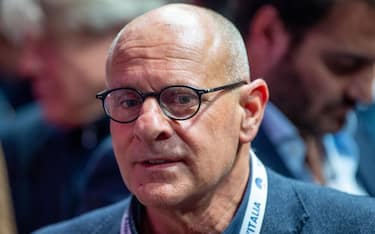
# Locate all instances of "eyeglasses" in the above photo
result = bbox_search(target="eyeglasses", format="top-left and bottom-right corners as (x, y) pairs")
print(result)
(96, 80), (247, 124)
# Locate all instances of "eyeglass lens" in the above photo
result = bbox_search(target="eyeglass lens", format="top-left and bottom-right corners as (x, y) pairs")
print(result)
(104, 86), (201, 122)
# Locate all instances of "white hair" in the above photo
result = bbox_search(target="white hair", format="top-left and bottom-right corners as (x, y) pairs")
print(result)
(39, 0), (173, 33)
(0, 0), (43, 44)
(0, 0), (184, 44)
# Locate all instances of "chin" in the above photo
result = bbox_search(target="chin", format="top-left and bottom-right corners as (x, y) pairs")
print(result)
(135, 183), (188, 208)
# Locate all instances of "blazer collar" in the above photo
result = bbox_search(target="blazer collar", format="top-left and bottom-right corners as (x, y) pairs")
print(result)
(261, 169), (309, 233)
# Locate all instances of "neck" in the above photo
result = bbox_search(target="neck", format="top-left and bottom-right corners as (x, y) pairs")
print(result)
(302, 134), (325, 184)
(142, 148), (251, 234)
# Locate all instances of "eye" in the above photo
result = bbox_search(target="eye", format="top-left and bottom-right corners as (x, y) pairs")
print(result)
(175, 94), (195, 105)
(109, 89), (142, 109)
(119, 99), (141, 108)
(159, 87), (200, 118)
(161, 88), (199, 107)
(324, 53), (369, 76)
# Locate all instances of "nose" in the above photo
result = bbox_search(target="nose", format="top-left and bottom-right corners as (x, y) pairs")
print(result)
(347, 66), (375, 105)
(133, 98), (174, 143)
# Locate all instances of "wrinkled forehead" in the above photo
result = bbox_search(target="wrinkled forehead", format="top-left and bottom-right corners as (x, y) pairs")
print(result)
(126, 7), (209, 44)
(106, 7), (221, 87)
(114, 19), (208, 64)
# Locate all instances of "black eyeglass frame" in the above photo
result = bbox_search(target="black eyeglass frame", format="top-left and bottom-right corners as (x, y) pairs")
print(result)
(96, 80), (247, 124)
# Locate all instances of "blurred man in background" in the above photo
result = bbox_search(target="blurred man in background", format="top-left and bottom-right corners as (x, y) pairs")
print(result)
(233, 0), (375, 195)
(0, 0), (41, 132)
(2, 0), (172, 233)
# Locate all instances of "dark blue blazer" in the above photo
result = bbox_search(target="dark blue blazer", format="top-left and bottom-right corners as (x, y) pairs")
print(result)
(1, 107), (118, 234)
(253, 125), (375, 197)
(78, 136), (130, 213)
(33, 169), (375, 234)
(355, 108), (375, 196)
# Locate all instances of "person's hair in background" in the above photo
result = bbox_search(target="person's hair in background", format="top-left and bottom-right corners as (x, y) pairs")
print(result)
(18, 0), (171, 128)
(235, 0), (337, 42)
(0, 0), (42, 127)
(0, 0), (43, 47)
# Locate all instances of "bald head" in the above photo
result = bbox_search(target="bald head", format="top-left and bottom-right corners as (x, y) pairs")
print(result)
(106, 4), (249, 87)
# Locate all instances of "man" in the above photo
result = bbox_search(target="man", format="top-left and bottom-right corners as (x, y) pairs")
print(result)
(34, 4), (375, 234)
(0, 0), (40, 134)
(2, 0), (167, 232)
(233, 0), (375, 195)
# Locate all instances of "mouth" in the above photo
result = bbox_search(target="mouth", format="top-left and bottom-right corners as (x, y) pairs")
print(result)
(140, 159), (183, 168)
(147, 159), (171, 165)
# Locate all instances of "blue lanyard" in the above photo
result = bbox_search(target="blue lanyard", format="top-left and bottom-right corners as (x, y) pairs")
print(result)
(121, 151), (268, 234)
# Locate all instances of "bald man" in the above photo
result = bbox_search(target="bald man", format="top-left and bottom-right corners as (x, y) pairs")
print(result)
(34, 4), (375, 234)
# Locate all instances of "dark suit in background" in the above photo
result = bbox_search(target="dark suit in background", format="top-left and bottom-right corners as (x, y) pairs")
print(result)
(2, 109), (113, 233)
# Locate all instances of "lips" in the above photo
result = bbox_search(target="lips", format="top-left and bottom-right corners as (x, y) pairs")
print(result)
(147, 159), (170, 165)
(130, 142), (189, 169)
(142, 159), (180, 165)
(138, 157), (184, 169)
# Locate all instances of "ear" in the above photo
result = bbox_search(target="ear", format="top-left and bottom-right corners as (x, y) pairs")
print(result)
(245, 5), (290, 78)
(239, 79), (269, 143)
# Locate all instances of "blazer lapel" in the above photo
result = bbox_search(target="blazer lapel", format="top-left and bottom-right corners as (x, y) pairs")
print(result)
(253, 125), (295, 179)
(261, 169), (309, 233)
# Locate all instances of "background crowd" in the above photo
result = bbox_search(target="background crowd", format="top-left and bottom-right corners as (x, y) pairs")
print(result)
(0, 0), (374, 233)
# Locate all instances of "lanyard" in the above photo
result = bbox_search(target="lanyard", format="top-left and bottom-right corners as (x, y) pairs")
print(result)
(121, 210), (135, 234)
(121, 151), (268, 234)
(239, 151), (268, 234)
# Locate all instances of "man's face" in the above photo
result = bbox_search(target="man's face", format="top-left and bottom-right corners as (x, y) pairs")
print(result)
(108, 24), (244, 209)
(18, 29), (111, 127)
(268, 2), (375, 135)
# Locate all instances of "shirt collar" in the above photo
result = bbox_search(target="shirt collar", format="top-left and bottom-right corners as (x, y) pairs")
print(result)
(262, 103), (363, 193)
(262, 103), (312, 181)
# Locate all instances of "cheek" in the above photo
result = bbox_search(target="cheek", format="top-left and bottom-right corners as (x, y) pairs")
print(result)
(294, 57), (339, 111)
(313, 73), (343, 111)
(183, 105), (240, 180)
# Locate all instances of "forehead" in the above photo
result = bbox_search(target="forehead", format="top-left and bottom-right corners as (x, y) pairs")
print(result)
(307, 1), (375, 56)
(109, 39), (207, 89)
(107, 13), (223, 89)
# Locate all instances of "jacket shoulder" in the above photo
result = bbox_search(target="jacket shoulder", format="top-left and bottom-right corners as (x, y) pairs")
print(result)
(33, 198), (131, 234)
(264, 170), (375, 233)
